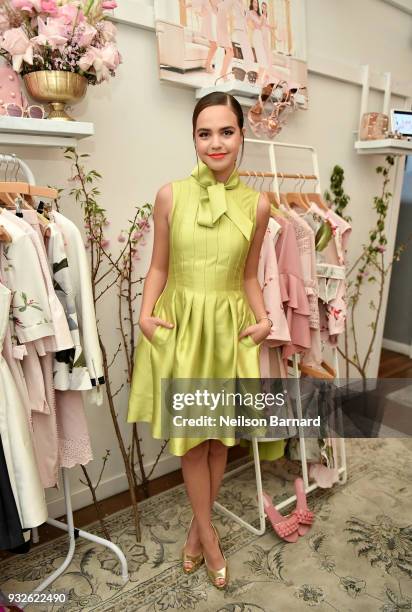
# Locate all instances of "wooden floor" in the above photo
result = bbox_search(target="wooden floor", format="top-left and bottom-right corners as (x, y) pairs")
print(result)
(378, 349), (412, 378)
(3, 349), (411, 558)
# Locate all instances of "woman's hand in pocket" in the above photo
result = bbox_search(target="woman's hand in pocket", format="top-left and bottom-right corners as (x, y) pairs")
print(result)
(139, 316), (174, 342)
(238, 319), (272, 345)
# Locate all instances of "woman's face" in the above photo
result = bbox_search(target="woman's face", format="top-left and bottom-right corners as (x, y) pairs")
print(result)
(262, 3), (267, 15)
(252, 0), (258, 11)
(194, 105), (244, 174)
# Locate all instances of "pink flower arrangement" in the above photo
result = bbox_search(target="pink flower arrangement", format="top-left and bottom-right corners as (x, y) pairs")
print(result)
(0, 0), (121, 85)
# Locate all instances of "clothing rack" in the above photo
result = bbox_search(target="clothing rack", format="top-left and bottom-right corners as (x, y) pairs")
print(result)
(239, 171), (318, 180)
(0, 154), (129, 605)
(213, 139), (348, 535)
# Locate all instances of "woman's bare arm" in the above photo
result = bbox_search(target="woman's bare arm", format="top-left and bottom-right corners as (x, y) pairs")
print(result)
(139, 183), (174, 339)
(240, 192), (271, 343)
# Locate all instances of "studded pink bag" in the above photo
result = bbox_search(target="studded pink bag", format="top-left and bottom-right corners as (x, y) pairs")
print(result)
(0, 63), (27, 113)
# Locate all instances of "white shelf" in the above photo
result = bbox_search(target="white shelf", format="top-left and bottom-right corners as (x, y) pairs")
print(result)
(355, 138), (412, 155)
(0, 116), (94, 148)
(196, 82), (259, 109)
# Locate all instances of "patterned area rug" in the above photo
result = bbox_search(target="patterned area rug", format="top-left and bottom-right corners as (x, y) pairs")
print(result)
(386, 385), (412, 409)
(1, 438), (411, 612)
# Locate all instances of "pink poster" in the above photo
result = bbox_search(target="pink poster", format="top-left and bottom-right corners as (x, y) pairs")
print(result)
(154, 0), (308, 96)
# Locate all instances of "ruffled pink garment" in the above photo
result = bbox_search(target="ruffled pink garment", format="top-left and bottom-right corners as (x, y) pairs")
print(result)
(275, 216), (311, 359)
(258, 217), (290, 348)
(284, 207), (323, 368)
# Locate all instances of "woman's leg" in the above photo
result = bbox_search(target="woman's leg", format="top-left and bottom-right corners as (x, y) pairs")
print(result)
(208, 439), (228, 505)
(206, 41), (218, 73)
(181, 441), (211, 567)
(181, 440), (227, 582)
(220, 46), (234, 79)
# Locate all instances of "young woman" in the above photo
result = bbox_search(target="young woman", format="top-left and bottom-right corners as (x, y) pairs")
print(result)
(248, 0), (268, 83)
(127, 92), (272, 589)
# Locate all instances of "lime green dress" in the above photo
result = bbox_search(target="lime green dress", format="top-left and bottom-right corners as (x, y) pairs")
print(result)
(127, 161), (281, 457)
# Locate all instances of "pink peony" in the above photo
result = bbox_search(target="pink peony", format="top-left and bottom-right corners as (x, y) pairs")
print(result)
(76, 22), (97, 47)
(100, 19), (117, 42)
(1, 28), (34, 72)
(101, 42), (120, 70)
(102, 1), (117, 9)
(58, 3), (85, 26)
(31, 17), (69, 50)
(79, 46), (109, 81)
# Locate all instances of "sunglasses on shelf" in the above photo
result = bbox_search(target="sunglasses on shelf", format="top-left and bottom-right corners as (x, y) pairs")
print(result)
(232, 68), (258, 84)
(0, 103), (46, 119)
(215, 69), (259, 86)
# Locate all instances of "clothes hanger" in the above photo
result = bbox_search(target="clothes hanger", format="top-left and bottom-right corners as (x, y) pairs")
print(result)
(287, 359), (336, 380)
(265, 172), (280, 208)
(0, 182), (30, 208)
(0, 158), (31, 210)
(269, 173), (289, 219)
(0, 223), (12, 242)
(304, 177), (329, 211)
(286, 174), (310, 211)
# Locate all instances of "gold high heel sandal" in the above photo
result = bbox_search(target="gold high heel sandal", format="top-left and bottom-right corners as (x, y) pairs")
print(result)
(205, 523), (229, 589)
(182, 517), (204, 575)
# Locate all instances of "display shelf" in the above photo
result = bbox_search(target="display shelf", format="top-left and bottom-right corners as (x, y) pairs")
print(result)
(0, 116), (94, 148)
(196, 82), (259, 109)
(355, 138), (412, 155)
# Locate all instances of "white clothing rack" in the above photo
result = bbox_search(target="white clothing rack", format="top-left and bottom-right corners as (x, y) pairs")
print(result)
(0, 154), (129, 605)
(213, 139), (348, 535)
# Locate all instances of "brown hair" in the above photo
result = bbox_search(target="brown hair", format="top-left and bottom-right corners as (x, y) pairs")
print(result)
(249, 0), (261, 16)
(192, 91), (245, 166)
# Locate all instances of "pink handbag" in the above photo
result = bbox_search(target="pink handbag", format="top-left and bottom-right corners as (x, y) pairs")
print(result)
(0, 63), (26, 113)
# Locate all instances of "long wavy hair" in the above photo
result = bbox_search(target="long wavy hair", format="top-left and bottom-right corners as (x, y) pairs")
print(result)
(249, 0), (261, 16)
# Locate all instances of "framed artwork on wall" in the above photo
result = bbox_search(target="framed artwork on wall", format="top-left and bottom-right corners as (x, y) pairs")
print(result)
(154, 0), (308, 96)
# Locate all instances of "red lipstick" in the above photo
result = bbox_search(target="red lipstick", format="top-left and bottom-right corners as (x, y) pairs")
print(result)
(208, 153), (226, 159)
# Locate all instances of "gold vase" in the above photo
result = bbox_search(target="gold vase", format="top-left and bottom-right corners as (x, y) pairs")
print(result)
(23, 71), (88, 121)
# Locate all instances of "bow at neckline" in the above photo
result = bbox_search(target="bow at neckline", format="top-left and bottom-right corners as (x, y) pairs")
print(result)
(191, 161), (253, 241)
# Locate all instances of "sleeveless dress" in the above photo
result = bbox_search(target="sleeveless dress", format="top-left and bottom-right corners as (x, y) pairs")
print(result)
(127, 162), (263, 456)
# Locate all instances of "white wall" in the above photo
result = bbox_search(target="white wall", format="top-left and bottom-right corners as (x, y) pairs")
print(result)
(1, 0), (411, 515)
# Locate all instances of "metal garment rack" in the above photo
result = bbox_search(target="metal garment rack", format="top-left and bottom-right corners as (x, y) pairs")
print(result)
(213, 139), (348, 535)
(0, 154), (129, 605)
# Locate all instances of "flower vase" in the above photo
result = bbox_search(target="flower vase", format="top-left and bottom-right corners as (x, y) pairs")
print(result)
(23, 71), (88, 121)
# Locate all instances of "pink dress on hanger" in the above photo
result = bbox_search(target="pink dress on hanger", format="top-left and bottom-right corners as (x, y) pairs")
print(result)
(283, 207), (322, 367)
(258, 217), (290, 347)
(216, 0), (233, 48)
(275, 216), (311, 360)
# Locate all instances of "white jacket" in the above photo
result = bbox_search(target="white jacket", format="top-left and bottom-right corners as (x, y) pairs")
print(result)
(53, 211), (105, 406)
